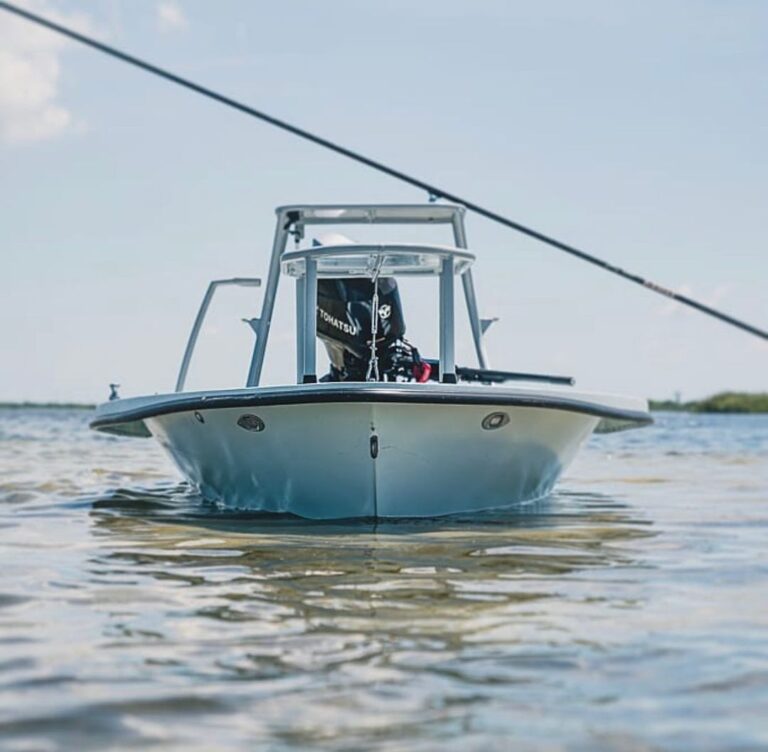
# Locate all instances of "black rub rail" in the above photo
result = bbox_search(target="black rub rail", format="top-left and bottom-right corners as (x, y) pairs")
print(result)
(89, 385), (653, 434)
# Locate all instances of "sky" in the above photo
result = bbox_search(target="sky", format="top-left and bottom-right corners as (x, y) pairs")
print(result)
(0, 0), (766, 403)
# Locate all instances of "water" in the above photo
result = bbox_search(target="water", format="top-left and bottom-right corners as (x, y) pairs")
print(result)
(0, 408), (766, 751)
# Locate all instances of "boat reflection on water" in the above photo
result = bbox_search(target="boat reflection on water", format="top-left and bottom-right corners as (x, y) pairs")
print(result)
(88, 487), (655, 659)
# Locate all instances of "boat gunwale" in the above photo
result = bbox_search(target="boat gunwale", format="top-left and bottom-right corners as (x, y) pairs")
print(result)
(90, 384), (653, 433)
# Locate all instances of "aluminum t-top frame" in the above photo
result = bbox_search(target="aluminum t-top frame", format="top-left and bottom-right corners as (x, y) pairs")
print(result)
(244, 204), (489, 388)
(282, 243), (475, 384)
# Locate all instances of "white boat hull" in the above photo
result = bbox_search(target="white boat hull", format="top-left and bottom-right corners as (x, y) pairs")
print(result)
(91, 383), (650, 519)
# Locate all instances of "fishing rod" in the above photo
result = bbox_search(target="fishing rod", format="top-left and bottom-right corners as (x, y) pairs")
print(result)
(1, 1), (766, 342)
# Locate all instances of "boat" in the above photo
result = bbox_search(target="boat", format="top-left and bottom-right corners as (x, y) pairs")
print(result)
(90, 203), (651, 518)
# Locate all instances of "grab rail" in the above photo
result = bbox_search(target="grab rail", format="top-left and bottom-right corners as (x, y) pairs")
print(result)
(175, 278), (261, 392)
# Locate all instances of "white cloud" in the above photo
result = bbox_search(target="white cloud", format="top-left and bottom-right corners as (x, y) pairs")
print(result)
(156, 1), (187, 32)
(0, 1), (93, 145)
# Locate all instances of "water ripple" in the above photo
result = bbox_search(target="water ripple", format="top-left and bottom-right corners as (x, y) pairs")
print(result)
(0, 408), (766, 750)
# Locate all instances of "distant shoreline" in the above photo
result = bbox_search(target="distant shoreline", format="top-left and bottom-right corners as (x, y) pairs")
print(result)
(648, 392), (768, 414)
(2, 390), (767, 414)
(0, 402), (95, 410)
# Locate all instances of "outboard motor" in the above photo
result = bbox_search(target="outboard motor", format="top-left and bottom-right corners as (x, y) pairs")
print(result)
(317, 278), (431, 382)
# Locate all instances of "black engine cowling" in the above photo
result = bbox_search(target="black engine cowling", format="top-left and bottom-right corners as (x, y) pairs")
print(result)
(316, 278), (428, 382)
